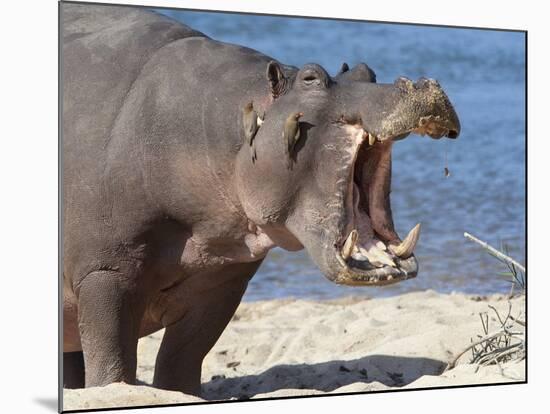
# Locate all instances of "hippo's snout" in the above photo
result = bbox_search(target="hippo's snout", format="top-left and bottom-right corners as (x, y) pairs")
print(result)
(392, 77), (461, 140)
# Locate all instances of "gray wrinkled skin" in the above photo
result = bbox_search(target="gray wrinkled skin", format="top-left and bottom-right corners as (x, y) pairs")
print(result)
(62, 4), (460, 394)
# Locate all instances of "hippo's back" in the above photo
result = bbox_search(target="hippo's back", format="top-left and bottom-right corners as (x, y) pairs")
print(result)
(62, 3), (205, 177)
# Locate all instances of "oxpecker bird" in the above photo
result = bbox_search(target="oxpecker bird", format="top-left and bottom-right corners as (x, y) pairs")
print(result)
(283, 112), (303, 169)
(242, 101), (260, 162)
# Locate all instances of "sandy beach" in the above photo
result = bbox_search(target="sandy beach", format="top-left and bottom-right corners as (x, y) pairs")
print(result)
(63, 290), (525, 411)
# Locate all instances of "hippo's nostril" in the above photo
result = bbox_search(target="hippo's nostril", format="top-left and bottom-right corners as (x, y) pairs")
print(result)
(394, 77), (414, 91)
(415, 77), (440, 89)
(415, 78), (429, 88)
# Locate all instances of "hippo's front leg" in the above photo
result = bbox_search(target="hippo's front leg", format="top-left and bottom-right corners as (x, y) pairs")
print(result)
(77, 268), (146, 387)
(153, 263), (259, 395)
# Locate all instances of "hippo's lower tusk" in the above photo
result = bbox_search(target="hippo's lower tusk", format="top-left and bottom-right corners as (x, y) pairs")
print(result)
(341, 229), (358, 260)
(389, 223), (421, 259)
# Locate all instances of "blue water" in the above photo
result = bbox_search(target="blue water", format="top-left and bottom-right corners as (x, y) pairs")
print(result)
(157, 9), (526, 301)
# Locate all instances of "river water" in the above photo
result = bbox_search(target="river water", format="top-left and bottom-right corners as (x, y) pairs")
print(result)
(156, 8), (526, 301)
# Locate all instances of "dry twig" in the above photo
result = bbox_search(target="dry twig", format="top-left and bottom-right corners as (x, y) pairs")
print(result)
(464, 232), (525, 273)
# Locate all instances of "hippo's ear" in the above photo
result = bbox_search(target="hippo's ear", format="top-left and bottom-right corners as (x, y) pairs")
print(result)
(337, 62), (350, 76)
(336, 63), (377, 83)
(266, 61), (287, 99)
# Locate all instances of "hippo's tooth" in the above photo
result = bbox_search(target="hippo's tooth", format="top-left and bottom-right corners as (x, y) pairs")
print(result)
(359, 244), (396, 268)
(257, 116), (264, 126)
(368, 133), (376, 146)
(389, 223), (421, 259)
(375, 240), (387, 251)
(341, 229), (358, 260)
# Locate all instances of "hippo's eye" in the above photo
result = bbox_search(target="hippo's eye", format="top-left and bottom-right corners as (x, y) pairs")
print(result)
(297, 63), (330, 89)
(298, 64), (331, 89)
(303, 75), (319, 85)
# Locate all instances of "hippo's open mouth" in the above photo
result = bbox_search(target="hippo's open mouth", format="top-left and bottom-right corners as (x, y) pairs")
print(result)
(331, 119), (458, 286)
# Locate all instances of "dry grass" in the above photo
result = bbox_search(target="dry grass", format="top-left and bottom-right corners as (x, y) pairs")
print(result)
(447, 303), (525, 371)
(446, 234), (526, 371)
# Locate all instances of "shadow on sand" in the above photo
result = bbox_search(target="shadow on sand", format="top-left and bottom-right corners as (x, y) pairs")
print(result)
(202, 354), (446, 400)
(33, 397), (58, 412)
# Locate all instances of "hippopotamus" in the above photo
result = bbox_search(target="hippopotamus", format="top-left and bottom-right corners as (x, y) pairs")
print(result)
(62, 3), (460, 395)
